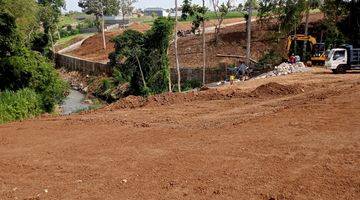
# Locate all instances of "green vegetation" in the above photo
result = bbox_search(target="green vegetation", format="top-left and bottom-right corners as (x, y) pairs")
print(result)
(0, 48), (68, 112)
(0, 4), (68, 124)
(0, 89), (42, 124)
(113, 17), (174, 95)
(58, 12), (97, 39)
(56, 33), (93, 48)
(205, 11), (245, 19)
(174, 79), (202, 92)
(108, 17), (174, 97)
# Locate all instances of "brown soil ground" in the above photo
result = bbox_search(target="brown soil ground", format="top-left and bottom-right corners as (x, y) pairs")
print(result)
(66, 13), (324, 67)
(67, 22), (151, 62)
(65, 19), (244, 63)
(177, 18), (245, 30)
(169, 13), (324, 68)
(1, 68), (360, 199)
(54, 34), (90, 52)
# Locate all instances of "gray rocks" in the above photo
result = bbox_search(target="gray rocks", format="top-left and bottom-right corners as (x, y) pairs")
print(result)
(253, 62), (310, 80)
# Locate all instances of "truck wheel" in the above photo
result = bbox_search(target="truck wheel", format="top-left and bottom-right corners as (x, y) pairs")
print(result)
(337, 65), (347, 74)
(332, 69), (339, 74)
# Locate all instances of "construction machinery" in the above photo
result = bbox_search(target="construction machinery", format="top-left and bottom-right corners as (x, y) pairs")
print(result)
(286, 34), (326, 66)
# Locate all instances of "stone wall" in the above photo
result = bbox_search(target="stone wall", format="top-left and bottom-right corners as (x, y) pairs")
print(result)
(170, 67), (227, 84)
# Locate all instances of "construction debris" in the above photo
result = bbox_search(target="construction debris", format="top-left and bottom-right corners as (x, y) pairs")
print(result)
(253, 62), (310, 80)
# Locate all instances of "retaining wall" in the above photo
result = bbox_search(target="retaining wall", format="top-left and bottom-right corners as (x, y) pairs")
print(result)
(170, 67), (227, 84)
(55, 53), (112, 76)
(55, 53), (227, 83)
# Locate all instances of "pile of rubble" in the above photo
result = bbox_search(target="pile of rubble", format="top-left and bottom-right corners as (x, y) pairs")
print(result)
(253, 62), (311, 80)
(58, 68), (89, 93)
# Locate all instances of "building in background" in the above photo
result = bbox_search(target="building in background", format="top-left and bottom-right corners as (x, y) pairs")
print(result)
(144, 7), (169, 17)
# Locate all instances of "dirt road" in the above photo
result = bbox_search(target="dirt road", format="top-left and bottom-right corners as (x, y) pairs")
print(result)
(1, 68), (360, 199)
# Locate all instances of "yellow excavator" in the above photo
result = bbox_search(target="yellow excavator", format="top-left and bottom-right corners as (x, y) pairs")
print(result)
(286, 34), (326, 66)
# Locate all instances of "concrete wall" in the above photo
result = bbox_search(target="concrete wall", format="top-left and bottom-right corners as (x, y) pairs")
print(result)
(55, 53), (112, 76)
(55, 53), (226, 83)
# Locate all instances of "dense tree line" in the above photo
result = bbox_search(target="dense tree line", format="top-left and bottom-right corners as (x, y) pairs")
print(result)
(0, 0), (68, 123)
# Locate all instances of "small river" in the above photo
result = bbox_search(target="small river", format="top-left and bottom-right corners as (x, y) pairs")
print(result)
(61, 89), (90, 115)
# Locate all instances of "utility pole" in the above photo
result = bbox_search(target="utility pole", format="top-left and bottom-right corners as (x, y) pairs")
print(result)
(202, 0), (206, 85)
(175, 0), (181, 92)
(246, 1), (252, 67)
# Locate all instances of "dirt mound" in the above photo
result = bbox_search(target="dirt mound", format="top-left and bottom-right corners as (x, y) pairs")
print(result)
(109, 95), (146, 109)
(67, 31), (121, 62)
(251, 82), (303, 97)
(106, 88), (246, 110)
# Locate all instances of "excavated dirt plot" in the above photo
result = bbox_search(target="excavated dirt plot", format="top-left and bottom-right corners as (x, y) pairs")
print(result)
(67, 22), (151, 62)
(1, 68), (360, 199)
(66, 13), (324, 67)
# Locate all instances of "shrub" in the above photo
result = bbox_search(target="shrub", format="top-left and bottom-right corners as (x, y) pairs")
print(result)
(253, 51), (285, 76)
(110, 17), (174, 96)
(0, 8), (68, 124)
(0, 89), (42, 124)
(257, 51), (284, 67)
(174, 79), (202, 92)
(0, 48), (68, 112)
(182, 79), (202, 91)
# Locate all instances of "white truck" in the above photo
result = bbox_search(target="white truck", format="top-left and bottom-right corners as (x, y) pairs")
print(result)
(325, 44), (360, 73)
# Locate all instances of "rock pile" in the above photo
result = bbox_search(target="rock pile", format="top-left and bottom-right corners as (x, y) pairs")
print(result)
(253, 62), (310, 80)
(58, 68), (89, 92)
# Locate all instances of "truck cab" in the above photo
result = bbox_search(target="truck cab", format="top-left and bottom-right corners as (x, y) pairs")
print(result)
(325, 45), (360, 73)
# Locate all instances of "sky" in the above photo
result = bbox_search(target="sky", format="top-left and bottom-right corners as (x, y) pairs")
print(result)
(64, 0), (244, 12)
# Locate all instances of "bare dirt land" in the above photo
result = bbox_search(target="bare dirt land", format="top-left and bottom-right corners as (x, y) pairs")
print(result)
(1, 68), (360, 199)
(66, 13), (324, 67)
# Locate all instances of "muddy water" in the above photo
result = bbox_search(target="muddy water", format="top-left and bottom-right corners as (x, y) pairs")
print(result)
(61, 89), (89, 115)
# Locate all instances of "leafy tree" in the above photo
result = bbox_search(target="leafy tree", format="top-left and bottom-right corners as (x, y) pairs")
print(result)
(280, 0), (306, 34)
(258, 0), (284, 26)
(181, 0), (192, 20)
(321, 0), (348, 48)
(110, 18), (175, 95)
(342, 0), (360, 47)
(110, 30), (145, 83)
(0, 12), (21, 57)
(0, 11), (68, 113)
(180, 1), (207, 33)
(181, 0), (207, 84)
(321, 0), (360, 47)
(79, 0), (120, 17)
(210, 0), (233, 44)
(119, 0), (137, 23)
(79, 0), (121, 50)
(1, 0), (40, 45)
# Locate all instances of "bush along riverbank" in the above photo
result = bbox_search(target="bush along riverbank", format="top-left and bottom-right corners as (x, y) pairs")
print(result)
(0, 12), (68, 124)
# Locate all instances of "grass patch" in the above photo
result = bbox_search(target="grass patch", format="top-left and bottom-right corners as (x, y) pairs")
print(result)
(56, 33), (93, 45)
(204, 11), (245, 20)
